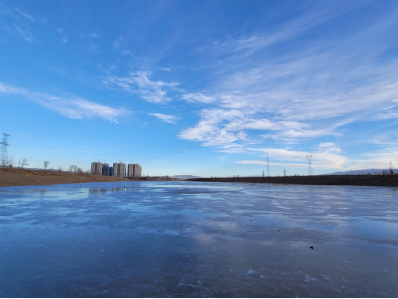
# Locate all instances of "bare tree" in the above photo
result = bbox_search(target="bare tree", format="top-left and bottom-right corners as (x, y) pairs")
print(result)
(44, 161), (50, 170)
(7, 157), (15, 168)
(68, 165), (80, 173)
(21, 158), (28, 168)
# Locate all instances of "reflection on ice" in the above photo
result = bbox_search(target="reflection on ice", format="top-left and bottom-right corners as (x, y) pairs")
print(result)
(0, 181), (397, 297)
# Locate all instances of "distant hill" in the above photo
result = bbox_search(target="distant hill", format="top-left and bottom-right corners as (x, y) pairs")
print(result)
(325, 169), (394, 175)
(172, 175), (201, 179)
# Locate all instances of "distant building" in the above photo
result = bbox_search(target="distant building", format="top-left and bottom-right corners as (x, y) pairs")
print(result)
(137, 165), (142, 177)
(134, 164), (142, 177)
(113, 162), (126, 177)
(108, 166), (113, 176)
(91, 162), (102, 175)
(127, 163), (142, 177)
(127, 163), (134, 178)
(102, 163), (109, 176)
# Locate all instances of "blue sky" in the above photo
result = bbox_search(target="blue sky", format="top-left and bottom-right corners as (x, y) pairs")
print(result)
(1, 0), (398, 176)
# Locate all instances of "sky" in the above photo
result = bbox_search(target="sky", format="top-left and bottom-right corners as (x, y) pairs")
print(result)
(1, 0), (398, 176)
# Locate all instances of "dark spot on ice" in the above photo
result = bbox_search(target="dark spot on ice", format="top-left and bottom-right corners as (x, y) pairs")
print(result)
(310, 246), (314, 250)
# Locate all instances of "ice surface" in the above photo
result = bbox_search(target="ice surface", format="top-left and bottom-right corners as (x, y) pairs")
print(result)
(0, 181), (397, 297)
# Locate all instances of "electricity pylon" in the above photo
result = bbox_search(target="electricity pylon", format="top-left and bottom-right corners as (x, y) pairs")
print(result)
(307, 155), (313, 176)
(1, 133), (10, 167)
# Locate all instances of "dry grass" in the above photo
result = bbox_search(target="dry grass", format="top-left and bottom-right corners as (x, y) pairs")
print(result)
(0, 168), (129, 187)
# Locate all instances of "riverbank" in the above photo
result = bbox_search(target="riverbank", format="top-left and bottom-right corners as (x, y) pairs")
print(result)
(0, 168), (129, 187)
(188, 174), (398, 187)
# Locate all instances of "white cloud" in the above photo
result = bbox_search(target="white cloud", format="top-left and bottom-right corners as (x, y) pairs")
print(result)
(56, 28), (67, 44)
(112, 37), (123, 50)
(178, 109), (248, 146)
(237, 144), (347, 169)
(104, 71), (179, 104)
(15, 25), (33, 42)
(345, 149), (398, 170)
(0, 82), (27, 94)
(0, 82), (130, 123)
(182, 93), (216, 104)
(149, 113), (179, 124)
(178, 108), (334, 148)
(317, 142), (341, 153)
(12, 7), (35, 22)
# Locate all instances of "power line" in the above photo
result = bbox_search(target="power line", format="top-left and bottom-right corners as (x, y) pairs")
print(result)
(1, 133), (10, 167)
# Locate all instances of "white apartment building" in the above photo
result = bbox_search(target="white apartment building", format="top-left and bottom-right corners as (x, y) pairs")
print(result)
(127, 163), (134, 178)
(91, 162), (102, 175)
(134, 164), (142, 177)
(127, 163), (142, 177)
(113, 162), (126, 177)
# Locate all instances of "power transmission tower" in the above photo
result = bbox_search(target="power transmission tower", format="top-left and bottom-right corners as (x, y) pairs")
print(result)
(267, 156), (270, 177)
(1, 133), (10, 167)
(307, 155), (313, 176)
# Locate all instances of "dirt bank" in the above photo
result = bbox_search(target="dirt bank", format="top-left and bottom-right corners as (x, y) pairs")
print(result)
(0, 168), (129, 187)
(188, 175), (398, 187)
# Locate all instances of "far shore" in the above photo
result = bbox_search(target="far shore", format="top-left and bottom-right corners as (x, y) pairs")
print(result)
(188, 174), (398, 187)
(2, 168), (397, 188)
(0, 168), (177, 188)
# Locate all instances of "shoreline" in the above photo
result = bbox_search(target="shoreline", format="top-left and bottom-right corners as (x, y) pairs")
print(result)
(0, 168), (179, 187)
(0, 168), (130, 187)
(188, 174), (398, 187)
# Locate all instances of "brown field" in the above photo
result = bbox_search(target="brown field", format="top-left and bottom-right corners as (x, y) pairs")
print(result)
(0, 168), (129, 187)
(188, 174), (398, 187)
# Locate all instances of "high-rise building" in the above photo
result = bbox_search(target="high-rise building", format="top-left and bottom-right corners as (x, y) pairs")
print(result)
(127, 163), (134, 178)
(108, 166), (113, 176)
(102, 163), (109, 176)
(127, 163), (142, 177)
(91, 162), (102, 175)
(113, 162), (126, 177)
(134, 164), (142, 177)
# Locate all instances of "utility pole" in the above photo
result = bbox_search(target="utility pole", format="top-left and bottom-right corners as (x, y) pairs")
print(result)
(307, 155), (313, 176)
(262, 170), (264, 177)
(267, 156), (270, 177)
(1, 133), (10, 167)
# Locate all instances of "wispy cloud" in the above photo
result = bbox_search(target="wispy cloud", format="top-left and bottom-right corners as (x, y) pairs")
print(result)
(178, 109), (248, 146)
(178, 108), (334, 148)
(104, 71), (179, 104)
(237, 142), (347, 169)
(0, 3), (43, 42)
(148, 113), (179, 124)
(12, 7), (35, 22)
(0, 82), (130, 123)
(15, 25), (33, 42)
(56, 28), (67, 43)
(174, 2), (398, 161)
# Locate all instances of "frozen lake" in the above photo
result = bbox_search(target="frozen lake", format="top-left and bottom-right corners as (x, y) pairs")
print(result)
(0, 181), (397, 297)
